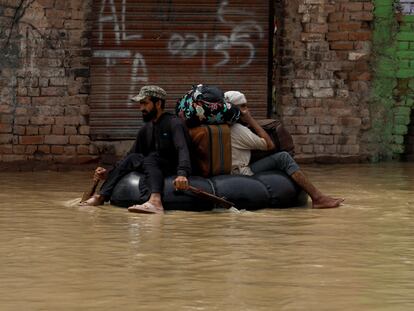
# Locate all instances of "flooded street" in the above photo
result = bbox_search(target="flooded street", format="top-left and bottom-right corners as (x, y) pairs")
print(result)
(1, 163), (414, 311)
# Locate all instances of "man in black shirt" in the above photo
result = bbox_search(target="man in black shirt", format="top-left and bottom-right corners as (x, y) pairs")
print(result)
(81, 85), (191, 214)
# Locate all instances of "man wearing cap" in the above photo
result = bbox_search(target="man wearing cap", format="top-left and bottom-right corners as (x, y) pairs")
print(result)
(81, 85), (192, 214)
(224, 91), (344, 209)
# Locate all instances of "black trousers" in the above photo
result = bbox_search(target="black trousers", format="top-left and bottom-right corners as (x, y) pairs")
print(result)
(142, 152), (176, 194)
(99, 152), (175, 201)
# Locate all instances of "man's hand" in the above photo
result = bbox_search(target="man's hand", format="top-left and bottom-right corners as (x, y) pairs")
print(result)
(239, 105), (253, 124)
(94, 167), (108, 181)
(173, 175), (189, 191)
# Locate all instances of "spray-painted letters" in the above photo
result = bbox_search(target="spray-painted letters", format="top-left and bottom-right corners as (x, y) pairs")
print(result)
(167, 1), (264, 71)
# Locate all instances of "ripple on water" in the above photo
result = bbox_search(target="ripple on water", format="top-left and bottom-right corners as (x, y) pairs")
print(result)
(1, 164), (414, 310)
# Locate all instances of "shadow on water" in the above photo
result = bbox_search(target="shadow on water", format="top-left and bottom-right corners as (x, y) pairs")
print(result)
(0, 163), (414, 310)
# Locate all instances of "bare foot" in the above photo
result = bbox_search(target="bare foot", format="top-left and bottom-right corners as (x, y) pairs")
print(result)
(128, 201), (164, 214)
(80, 194), (105, 206)
(312, 196), (344, 209)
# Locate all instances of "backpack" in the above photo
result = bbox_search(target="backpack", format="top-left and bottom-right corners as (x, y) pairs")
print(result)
(176, 84), (240, 128)
(189, 124), (232, 177)
(250, 118), (295, 163)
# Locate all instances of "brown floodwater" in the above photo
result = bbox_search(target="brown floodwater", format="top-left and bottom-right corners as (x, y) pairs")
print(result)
(1, 162), (414, 311)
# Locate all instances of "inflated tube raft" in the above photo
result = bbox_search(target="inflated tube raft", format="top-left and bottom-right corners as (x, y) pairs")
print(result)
(110, 170), (308, 211)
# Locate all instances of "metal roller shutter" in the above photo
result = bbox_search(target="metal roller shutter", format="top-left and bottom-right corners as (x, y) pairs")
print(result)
(91, 0), (271, 139)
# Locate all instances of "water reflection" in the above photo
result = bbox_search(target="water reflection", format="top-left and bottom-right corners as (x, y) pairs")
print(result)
(0, 163), (413, 310)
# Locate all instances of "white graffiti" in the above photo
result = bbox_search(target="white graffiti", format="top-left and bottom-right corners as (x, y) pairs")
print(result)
(217, 0), (254, 24)
(168, 0), (264, 71)
(93, 50), (131, 65)
(398, 1), (414, 15)
(129, 53), (149, 96)
(98, 0), (142, 45)
(96, 0), (147, 104)
(94, 0), (264, 104)
(93, 50), (148, 102)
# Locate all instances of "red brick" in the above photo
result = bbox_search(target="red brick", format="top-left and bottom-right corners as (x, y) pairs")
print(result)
(316, 116), (338, 125)
(329, 12), (350, 22)
(301, 33), (325, 42)
(305, 23), (329, 33)
(75, 145), (88, 154)
(51, 146), (64, 154)
(327, 32), (349, 41)
(284, 116), (315, 126)
(17, 97), (31, 105)
(2, 155), (27, 162)
(337, 22), (362, 31)
(0, 105), (12, 113)
(350, 12), (373, 21)
(30, 116), (55, 125)
(349, 72), (371, 81)
(52, 125), (65, 135)
(27, 88), (40, 97)
(44, 135), (69, 144)
(69, 135), (90, 145)
(65, 126), (77, 135)
(39, 125), (52, 135)
(15, 117), (30, 125)
(0, 124), (12, 133)
(79, 125), (89, 135)
(363, 3), (374, 11)
(330, 41), (354, 50)
(38, 145), (51, 154)
(15, 107), (27, 115)
(0, 144), (13, 154)
(339, 3), (363, 12)
(13, 126), (25, 135)
(348, 32), (371, 41)
(13, 145), (26, 154)
(37, 0), (54, 8)
(26, 126), (39, 135)
(20, 136), (44, 145)
(294, 135), (311, 145)
(25, 145), (37, 155)
(309, 135), (334, 144)
(302, 145), (314, 153)
(64, 146), (77, 155)
(41, 87), (66, 96)
(339, 117), (362, 127)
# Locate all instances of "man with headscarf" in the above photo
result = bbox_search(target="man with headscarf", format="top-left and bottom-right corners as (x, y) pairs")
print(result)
(225, 91), (344, 209)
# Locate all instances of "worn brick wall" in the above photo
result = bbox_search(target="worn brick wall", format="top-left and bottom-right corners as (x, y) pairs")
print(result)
(366, 0), (414, 160)
(275, 0), (373, 163)
(0, 0), (96, 169)
(1, 0), (412, 169)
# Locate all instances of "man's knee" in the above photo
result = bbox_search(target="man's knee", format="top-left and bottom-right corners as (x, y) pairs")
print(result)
(120, 153), (144, 169)
(143, 153), (159, 166)
(271, 151), (291, 162)
(124, 153), (142, 161)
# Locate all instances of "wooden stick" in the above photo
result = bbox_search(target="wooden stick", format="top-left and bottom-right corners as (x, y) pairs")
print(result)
(80, 179), (100, 203)
(187, 185), (235, 209)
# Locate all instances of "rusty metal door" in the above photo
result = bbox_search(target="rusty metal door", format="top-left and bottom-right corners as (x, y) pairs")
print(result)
(90, 0), (271, 139)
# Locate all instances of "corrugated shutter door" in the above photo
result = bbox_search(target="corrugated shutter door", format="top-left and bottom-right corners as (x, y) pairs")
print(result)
(91, 0), (270, 139)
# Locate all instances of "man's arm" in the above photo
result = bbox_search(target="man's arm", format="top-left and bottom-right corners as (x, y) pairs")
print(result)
(239, 107), (275, 150)
(170, 119), (192, 177)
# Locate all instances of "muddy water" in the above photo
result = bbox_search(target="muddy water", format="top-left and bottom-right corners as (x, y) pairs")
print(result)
(0, 163), (414, 311)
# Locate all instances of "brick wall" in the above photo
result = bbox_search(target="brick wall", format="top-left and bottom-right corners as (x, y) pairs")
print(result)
(0, 0), (96, 169)
(368, 0), (414, 159)
(276, 0), (373, 163)
(1, 0), (413, 169)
